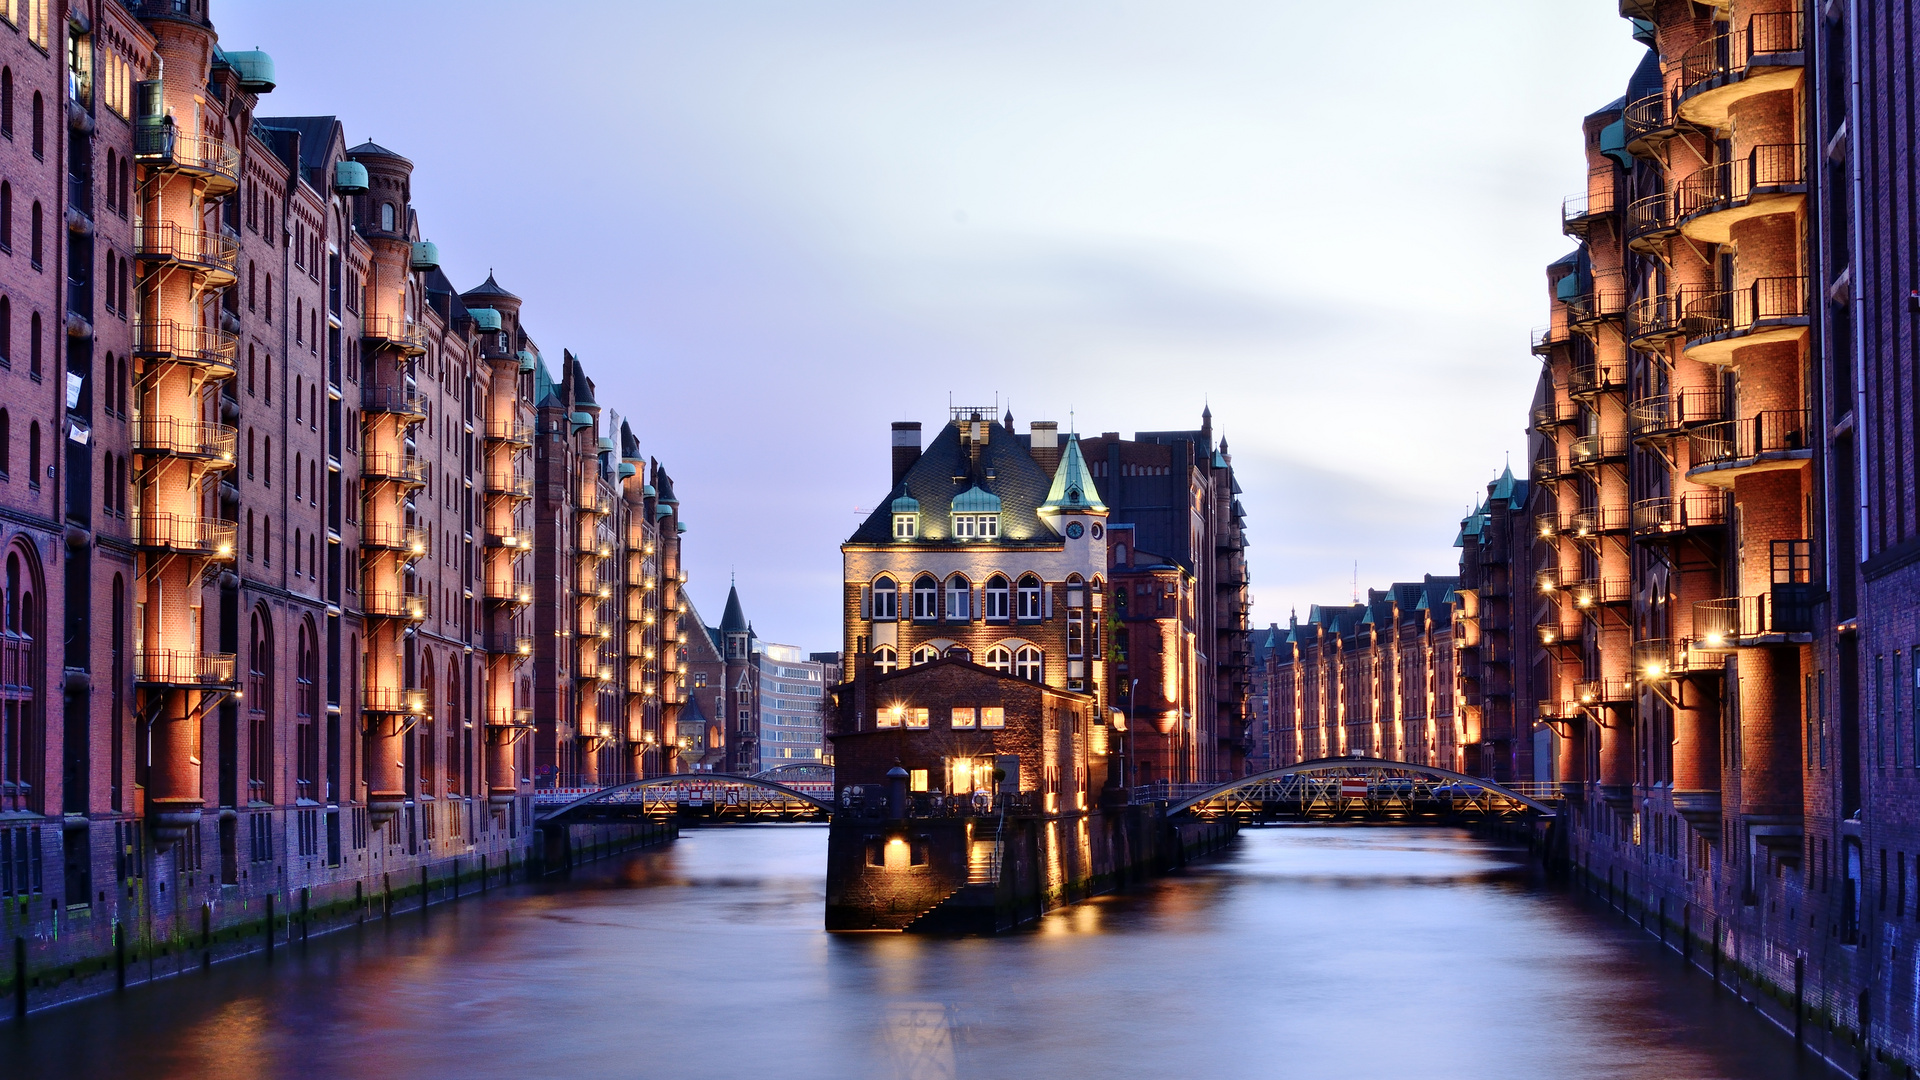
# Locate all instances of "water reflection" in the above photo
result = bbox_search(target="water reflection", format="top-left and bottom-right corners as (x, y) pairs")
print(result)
(6, 825), (1836, 1080)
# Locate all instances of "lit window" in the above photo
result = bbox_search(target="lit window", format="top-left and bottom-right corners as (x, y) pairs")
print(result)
(952, 513), (999, 540)
(1014, 647), (1044, 683)
(945, 574), (971, 621)
(912, 644), (940, 666)
(878, 701), (903, 727)
(893, 514), (916, 539)
(1016, 574), (1043, 619)
(981, 707), (1005, 729)
(909, 769), (929, 791)
(906, 708), (930, 730)
(871, 576), (897, 620)
(951, 707), (976, 729)
(912, 574), (938, 620)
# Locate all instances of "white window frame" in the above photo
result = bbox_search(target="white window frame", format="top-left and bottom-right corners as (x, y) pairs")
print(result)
(1016, 575), (1043, 620)
(893, 514), (916, 539)
(1014, 646), (1043, 683)
(945, 575), (971, 621)
(871, 577), (898, 621)
(984, 576), (1010, 621)
(911, 576), (939, 620)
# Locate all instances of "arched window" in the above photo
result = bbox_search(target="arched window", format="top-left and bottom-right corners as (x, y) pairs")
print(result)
(293, 529), (302, 575)
(873, 645), (897, 675)
(1014, 646), (1044, 683)
(29, 90), (41, 157)
(1091, 575), (1103, 593)
(309, 460), (317, 504)
(911, 574), (938, 620)
(296, 621), (319, 800)
(1, 67), (12, 138)
(0, 548), (41, 812)
(262, 517), (270, 566)
(380, 202), (395, 231)
(27, 309), (38, 377)
(263, 435), (271, 486)
(0, 296), (10, 363)
(294, 375), (302, 418)
(421, 654), (437, 793)
(912, 644), (940, 666)
(983, 574), (1009, 621)
(27, 420), (39, 486)
(1, 181), (12, 250)
(1114, 543), (1128, 566)
(945, 645), (972, 663)
(293, 452), (302, 500)
(447, 657), (463, 796)
(984, 646), (1012, 674)
(870, 575), (896, 620)
(248, 609), (274, 803)
(945, 574), (971, 622)
(104, 150), (115, 211)
(1016, 574), (1043, 619)
(1, 408), (10, 475)
(28, 200), (39, 266)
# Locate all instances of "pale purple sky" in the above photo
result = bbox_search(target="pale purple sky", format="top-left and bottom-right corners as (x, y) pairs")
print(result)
(217, 1), (1643, 652)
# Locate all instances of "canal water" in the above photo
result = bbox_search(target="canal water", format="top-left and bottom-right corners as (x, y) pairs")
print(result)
(5, 826), (1837, 1079)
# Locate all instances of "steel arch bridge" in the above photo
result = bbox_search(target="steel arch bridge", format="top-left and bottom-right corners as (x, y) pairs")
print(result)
(1163, 757), (1557, 822)
(534, 774), (835, 824)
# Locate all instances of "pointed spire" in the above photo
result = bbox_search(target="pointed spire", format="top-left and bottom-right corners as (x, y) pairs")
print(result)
(719, 584), (748, 634)
(1039, 433), (1108, 519)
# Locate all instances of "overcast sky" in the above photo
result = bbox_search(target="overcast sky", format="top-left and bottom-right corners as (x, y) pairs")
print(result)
(218, 1), (1643, 652)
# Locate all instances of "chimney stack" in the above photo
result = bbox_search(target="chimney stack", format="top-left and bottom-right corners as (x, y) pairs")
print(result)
(1029, 421), (1061, 475)
(891, 422), (923, 487)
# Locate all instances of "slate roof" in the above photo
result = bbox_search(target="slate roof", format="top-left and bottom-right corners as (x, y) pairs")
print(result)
(346, 139), (409, 163)
(847, 419), (1058, 545)
(462, 272), (520, 304)
(256, 115), (339, 172)
(719, 585), (749, 634)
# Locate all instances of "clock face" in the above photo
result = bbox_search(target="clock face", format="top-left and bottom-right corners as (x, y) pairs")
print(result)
(1065, 522), (1084, 539)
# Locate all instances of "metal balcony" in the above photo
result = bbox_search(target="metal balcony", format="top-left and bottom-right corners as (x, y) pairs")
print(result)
(133, 125), (239, 196)
(1560, 578), (1631, 610)
(486, 527), (534, 551)
(489, 632), (535, 658)
(483, 417), (533, 446)
(1626, 292), (1683, 349)
(487, 707), (534, 731)
(134, 512), (236, 559)
(1633, 637), (1726, 680)
(134, 223), (239, 286)
(1624, 192), (1677, 252)
(485, 473), (534, 500)
(575, 488), (611, 515)
(1570, 505), (1630, 539)
(1693, 588), (1817, 649)
(1629, 386), (1726, 439)
(361, 452), (429, 487)
(1574, 676), (1636, 705)
(135, 649), (238, 689)
(363, 686), (428, 715)
(1673, 145), (1806, 244)
(1679, 275), (1810, 364)
(1621, 91), (1674, 154)
(1631, 491), (1729, 539)
(1676, 13), (1805, 130)
(1534, 510), (1572, 539)
(362, 314), (429, 357)
(1564, 287), (1627, 329)
(1561, 171), (1618, 237)
(133, 320), (238, 378)
(1530, 324), (1567, 356)
(359, 522), (429, 558)
(1570, 431), (1628, 469)
(1687, 409), (1812, 486)
(361, 386), (429, 418)
(361, 588), (428, 623)
(1567, 359), (1626, 397)
(484, 578), (535, 606)
(1533, 397), (1579, 431)
(130, 417), (236, 465)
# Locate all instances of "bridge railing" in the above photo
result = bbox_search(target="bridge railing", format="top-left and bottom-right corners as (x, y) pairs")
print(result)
(835, 788), (1040, 820)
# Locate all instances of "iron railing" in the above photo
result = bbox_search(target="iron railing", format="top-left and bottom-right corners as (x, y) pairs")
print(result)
(486, 527), (534, 551)
(1533, 398), (1580, 430)
(484, 578), (535, 605)
(1574, 676), (1635, 704)
(134, 649), (237, 687)
(485, 473), (534, 499)
(361, 451), (429, 485)
(1693, 589), (1816, 648)
(1625, 191), (1676, 247)
(1689, 409), (1810, 468)
(1672, 144), (1805, 221)
(359, 521), (429, 556)
(1633, 637), (1725, 680)
(1570, 431), (1628, 467)
(130, 417), (236, 462)
(361, 587), (428, 622)
(1570, 505), (1631, 538)
(133, 320), (238, 372)
(483, 417), (533, 445)
(133, 512), (236, 558)
(134, 222), (239, 275)
(1629, 386), (1726, 437)
(1622, 91), (1670, 146)
(1562, 578), (1631, 609)
(361, 313), (429, 354)
(133, 125), (239, 187)
(1562, 168), (1619, 233)
(1631, 491), (1729, 535)
(361, 386), (428, 417)
(363, 687), (429, 715)
(1568, 359), (1627, 396)
(1679, 275), (1808, 341)
(1678, 12), (1804, 97)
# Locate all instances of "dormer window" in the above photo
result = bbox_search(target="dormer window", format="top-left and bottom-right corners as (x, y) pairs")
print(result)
(893, 514), (917, 539)
(953, 514), (998, 540)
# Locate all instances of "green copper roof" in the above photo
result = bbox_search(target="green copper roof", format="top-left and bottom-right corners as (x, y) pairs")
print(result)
(333, 160), (369, 194)
(517, 349), (537, 372)
(951, 484), (1001, 514)
(618, 462), (637, 479)
(891, 493), (920, 514)
(534, 357), (561, 407)
(225, 50), (276, 92)
(469, 308), (502, 332)
(570, 411), (593, 429)
(1039, 433), (1107, 516)
(641, 484), (657, 498)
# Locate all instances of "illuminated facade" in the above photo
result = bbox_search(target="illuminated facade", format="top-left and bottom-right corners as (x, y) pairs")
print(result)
(0, 0), (689, 1011)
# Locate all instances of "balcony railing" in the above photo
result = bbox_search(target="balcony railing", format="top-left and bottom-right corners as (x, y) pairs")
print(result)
(1561, 578), (1631, 609)
(135, 649), (238, 688)
(1570, 431), (1628, 468)
(134, 512), (237, 559)
(489, 632), (535, 658)
(1530, 324), (1565, 355)
(1693, 588), (1817, 649)
(1567, 359), (1626, 396)
(1672, 145), (1805, 229)
(486, 527), (534, 551)
(1574, 676), (1636, 705)
(133, 320), (238, 376)
(134, 223), (239, 279)
(1631, 491), (1729, 536)
(1533, 397), (1579, 431)
(363, 686), (428, 715)
(1531, 452), (1570, 484)
(483, 417), (533, 445)
(484, 578), (535, 605)
(361, 451), (429, 486)
(130, 417), (236, 464)
(487, 707), (535, 730)
(359, 521), (429, 557)
(578, 535), (611, 557)
(1626, 292), (1682, 345)
(1629, 386), (1726, 437)
(1633, 637), (1725, 680)
(576, 488), (611, 515)
(361, 386), (429, 418)
(1679, 275), (1809, 346)
(362, 588), (428, 623)
(1622, 91), (1671, 148)
(1624, 191), (1676, 249)
(1678, 12), (1804, 101)
(1561, 170), (1618, 235)
(361, 313), (429, 356)
(486, 473), (534, 499)
(1689, 409), (1811, 471)
(133, 125), (240, 192)
(1563, 287), (1627, 327)
(1569, 505), (1630, 538)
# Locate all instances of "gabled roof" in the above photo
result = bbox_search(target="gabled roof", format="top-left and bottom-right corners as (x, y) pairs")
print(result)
(1040, 433), (1107, 515)
(847, 419), (1055, 546)
(255, 115), (340, 173)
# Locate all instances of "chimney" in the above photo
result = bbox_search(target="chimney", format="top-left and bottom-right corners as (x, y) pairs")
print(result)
(1029, 421), (1061, 475)
(891, 422), (922, 488)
